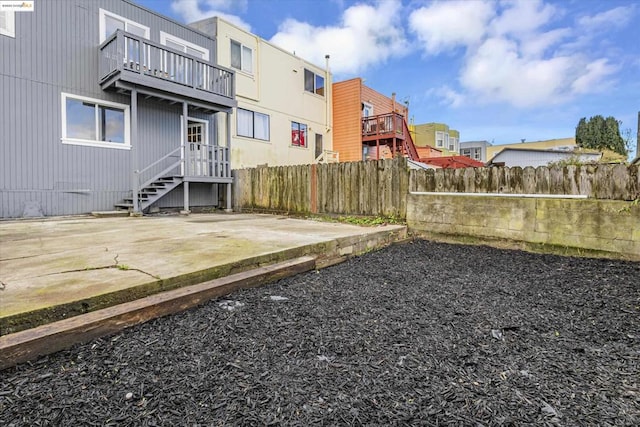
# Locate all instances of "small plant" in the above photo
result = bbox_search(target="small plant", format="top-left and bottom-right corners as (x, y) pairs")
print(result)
(338, 215), (404, 226)
(117, 264), (130, 271)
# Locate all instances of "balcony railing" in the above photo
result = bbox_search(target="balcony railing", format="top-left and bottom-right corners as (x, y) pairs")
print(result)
(99, 30), (234, 100)
(362, 113), (405, 138)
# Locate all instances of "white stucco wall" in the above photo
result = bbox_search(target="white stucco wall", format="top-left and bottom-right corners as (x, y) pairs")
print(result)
(214, 19), (333, 169)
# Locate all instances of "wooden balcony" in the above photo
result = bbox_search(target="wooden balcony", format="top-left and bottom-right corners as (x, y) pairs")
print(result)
(99, 30), (236, 110)
(362, 113), (405, 142)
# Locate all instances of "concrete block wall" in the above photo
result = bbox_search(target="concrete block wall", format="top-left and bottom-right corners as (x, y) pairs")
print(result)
(407, 194), (640, 258)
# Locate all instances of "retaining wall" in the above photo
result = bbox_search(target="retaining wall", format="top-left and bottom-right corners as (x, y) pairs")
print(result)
(407, 193), (640, 258)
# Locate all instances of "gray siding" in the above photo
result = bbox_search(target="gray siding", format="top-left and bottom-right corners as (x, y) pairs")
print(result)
(0, 0), (224, 217)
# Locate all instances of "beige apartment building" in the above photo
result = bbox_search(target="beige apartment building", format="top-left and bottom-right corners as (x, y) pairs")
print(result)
(190, 17), (334, 168)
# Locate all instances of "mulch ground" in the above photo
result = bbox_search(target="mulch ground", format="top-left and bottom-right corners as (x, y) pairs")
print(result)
(1, 240), (639, 426)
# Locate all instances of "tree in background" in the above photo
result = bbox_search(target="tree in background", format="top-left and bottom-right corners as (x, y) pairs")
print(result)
(575, 115), (627, 156)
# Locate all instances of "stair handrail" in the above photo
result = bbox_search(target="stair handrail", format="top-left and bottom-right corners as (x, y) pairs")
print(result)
(401, 119), (420, 161)
(315, 149), (339, 163)
(136, 146), (183, 191)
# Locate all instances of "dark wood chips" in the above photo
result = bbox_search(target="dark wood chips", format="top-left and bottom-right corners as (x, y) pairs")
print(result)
(1, 240), (639, 426)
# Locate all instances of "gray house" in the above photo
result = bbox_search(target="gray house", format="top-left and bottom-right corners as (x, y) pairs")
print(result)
(0, 0), (236, 218)
(487, 148), (602, 168)
(460, 140), (492, 163)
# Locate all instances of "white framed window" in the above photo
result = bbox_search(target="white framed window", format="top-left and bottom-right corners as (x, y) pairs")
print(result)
(449, 136), (458, 152)
(99, 9), (149, 43)
(237, 108), (270, 141)
(0, 11), (15, 38)
(291, 121), (307, 147)
(362, 102), (374, 117)
(230, 40), (253, 73)
(435, 131), (444, 148)
(61, 93), (130, 150)
(160, 31), (209, 60)
(304, 69), (325, 96)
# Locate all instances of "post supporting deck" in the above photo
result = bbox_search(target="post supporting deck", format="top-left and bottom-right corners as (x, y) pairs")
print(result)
(131, 88), (139, 213)
(182, 102), (190, 214)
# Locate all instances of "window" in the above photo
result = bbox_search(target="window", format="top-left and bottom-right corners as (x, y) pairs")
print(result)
(0, 11), (15, 37)
(449, 137), (458, 152)
(237, 108), (269, 141)
(315, 134), (323, 159)
(435, 131), (444, 148)
(61, 93), (130, 149)
(230, 40), (253, 73)
(291, 122), (307, 147)
(160, 31), (209, 60)
(304, 69), (325, 96)
(362, 102), (374, 118)
(99, 9), (149, 43)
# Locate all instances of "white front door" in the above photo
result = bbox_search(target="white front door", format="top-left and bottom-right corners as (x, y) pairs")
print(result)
(187, 121), (208, 176)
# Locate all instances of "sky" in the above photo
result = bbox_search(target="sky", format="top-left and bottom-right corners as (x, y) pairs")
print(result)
(137, 0), (639, 155)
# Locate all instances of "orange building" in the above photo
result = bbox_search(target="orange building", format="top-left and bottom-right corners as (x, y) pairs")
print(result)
(333, 78), (422, 162)
(332, 78), (482, 168)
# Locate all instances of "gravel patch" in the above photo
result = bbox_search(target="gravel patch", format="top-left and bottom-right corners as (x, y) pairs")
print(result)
(1, 240), (639, 425)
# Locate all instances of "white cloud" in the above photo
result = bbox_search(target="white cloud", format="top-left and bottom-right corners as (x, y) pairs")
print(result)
(171, 0), (251, 30)
(577, 5), (635, 30)
(431, 86), (466, 108)
(269, 0), (407, 74)
(409, 0), (621, 108)
(461, 37), (579, 107)
(570, 59), (617, 94)
(489, 0), (556, 37)
(409, 0), (494, 54)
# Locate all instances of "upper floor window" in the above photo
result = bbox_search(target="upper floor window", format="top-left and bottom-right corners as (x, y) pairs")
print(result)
(304, 69), (324, 96)
(449, 137), (458, 152)
(230, 40), (253, 73)
(362, 102), (373, 118)
(160, 31), (209, 60)
(237, 108), (270, 141)
(0, 11), (15, 38)
(61, 93), (130, 150)
(291, 121), (307, 147)
(435, 131), (445, 148)
(99, 9), (149, 43)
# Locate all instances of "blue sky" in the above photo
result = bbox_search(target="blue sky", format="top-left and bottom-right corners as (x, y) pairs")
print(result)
(138, 0), (639, 155)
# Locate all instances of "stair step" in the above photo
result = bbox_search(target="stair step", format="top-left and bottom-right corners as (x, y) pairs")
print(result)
(115, 176), (183, 212)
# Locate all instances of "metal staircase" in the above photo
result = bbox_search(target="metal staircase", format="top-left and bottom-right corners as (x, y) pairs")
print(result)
(115, 176), (183, 212)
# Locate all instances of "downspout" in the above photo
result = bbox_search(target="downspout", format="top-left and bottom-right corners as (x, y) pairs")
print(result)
(325, 54), (331, 153)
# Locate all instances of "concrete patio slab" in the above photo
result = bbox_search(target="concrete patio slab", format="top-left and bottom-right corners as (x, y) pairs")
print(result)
(0, 213), (406, 335)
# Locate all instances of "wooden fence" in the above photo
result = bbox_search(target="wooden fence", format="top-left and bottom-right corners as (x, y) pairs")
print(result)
(233, 158), (409, 218)
(233, 160), (639, 218)
(410, 164), (639, 200)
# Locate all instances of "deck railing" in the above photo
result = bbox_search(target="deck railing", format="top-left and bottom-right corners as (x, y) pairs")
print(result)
(99, 30), (234, 99)
(184, 144), (231, 179)
(362, 113), (405, 138)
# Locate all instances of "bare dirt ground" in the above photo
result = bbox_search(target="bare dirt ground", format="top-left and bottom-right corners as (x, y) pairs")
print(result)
(1, 240), (639, 426)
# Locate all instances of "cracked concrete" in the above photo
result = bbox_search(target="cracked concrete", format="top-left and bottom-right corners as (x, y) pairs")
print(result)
(0, 213), (406, 333)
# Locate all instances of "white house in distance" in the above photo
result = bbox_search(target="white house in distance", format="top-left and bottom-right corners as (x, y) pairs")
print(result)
(190, 17), (335, 169)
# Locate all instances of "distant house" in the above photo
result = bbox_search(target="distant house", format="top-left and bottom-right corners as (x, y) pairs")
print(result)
(332, 78), (423, 162)
(485, 138), (575, 162)
(412, 122), (460, 155)
(189, 17), (335, 169)
(1, 0), (238, 218)
(487, 148), (602, 168)
(460, 140), (492, 163)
